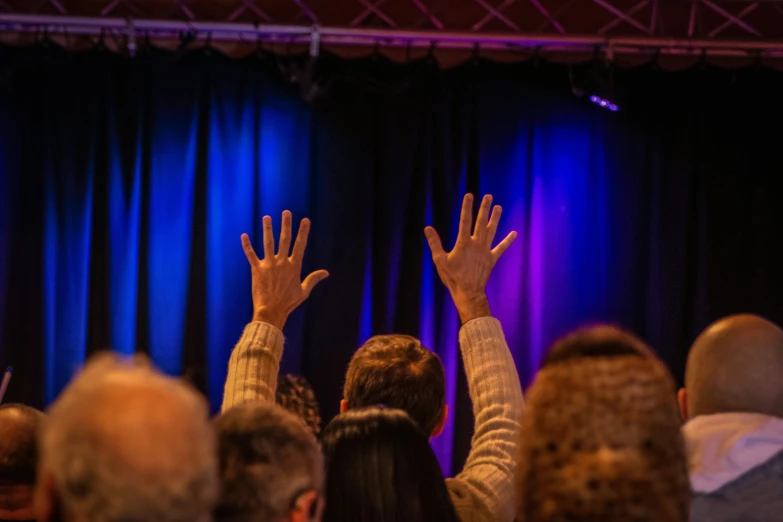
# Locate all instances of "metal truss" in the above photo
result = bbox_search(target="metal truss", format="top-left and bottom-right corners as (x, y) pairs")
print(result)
(3, 0), (783, 56)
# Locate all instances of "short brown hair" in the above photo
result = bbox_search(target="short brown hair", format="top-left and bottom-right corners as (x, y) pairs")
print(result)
(343, 335), (446, 437)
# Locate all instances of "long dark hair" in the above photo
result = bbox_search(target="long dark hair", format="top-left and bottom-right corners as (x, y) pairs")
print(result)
(321, 406), (460, 522)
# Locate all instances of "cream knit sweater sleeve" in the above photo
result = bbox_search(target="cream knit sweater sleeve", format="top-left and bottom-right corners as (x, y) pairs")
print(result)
(220, 317), (524, 522)
(447, 317), (524, 522)
(221, 322), (284, 411)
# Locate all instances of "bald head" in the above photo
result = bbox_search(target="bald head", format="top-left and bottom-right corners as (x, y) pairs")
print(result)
(0, 404), (43, 485)
(37, 353), (218, 522)
(685, 314), (783, 419)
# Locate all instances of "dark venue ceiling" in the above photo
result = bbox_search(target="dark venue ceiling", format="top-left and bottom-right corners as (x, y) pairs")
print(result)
(2, 0), (783, 65)
(4, 0), (783, 39)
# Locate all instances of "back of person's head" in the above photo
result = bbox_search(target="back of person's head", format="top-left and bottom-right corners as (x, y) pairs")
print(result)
(342, 335), (446, 437)
(543, 324), (654, 366)
(36, 353), (218, 522)
(213, 402), (324, 522)
(0, 403), (44, 520)
(0, 404), (44, 486)
(321, 407), (460, 522)
(276, 374), (322, 437)
(518, 325), (689, 522)
(683, 314), (783, 419)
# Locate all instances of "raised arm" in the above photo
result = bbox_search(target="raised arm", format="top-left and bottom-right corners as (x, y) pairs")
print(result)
(425, 194), (524, 522)
(221, 211), (328, 412)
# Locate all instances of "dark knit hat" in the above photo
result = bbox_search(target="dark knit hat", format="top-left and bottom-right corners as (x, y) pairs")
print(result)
(517, 353), (690, 522)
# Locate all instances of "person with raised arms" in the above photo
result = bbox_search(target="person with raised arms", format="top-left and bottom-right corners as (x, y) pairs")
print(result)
(221, 194), (523, 522)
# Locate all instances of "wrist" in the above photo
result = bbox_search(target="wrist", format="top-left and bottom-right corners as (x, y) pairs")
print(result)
(252, 308), (288, 330)
(452, 292), (491, 324)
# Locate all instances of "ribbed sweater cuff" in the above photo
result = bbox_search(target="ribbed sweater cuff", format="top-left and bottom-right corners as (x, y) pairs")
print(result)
(242, 321), (285, 360)
(459, 317), (506, 352)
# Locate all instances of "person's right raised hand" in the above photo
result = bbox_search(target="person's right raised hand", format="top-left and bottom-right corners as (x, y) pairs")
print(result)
(424, 194), (517, 324)
(241, 211), (329, 330)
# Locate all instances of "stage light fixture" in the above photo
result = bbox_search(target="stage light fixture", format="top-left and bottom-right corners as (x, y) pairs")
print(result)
(589, 95), (619, 112)
(570, 60), (623, 112)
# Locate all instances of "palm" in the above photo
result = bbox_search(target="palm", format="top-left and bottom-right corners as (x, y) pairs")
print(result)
(252, 260), (306, 312)
(425, 194), (517, 299)
(241, 211), (329, 329)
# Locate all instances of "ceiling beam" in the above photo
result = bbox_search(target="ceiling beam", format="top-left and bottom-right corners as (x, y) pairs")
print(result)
(3, 13), (783, 57)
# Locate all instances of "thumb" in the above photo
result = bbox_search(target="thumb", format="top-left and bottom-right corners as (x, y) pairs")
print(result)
(302, 270), (330, 297)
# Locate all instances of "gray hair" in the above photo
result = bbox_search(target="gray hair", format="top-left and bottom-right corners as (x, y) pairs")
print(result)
(39, 353), (218, 522)
(213, 402), (324, 522)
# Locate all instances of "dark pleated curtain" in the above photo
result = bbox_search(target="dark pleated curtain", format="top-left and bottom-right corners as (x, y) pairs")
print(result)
(2, 43), (783, 473)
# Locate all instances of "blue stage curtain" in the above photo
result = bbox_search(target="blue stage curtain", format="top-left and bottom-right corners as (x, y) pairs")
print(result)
(3, 44), (783, 474)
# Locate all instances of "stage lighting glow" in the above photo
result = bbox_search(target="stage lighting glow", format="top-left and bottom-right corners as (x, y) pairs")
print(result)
(590, 95), (619, 112)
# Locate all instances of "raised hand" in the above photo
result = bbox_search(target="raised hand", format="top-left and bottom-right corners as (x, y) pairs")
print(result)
(241, 211), (329, 330)
(424, 194), (517, 323)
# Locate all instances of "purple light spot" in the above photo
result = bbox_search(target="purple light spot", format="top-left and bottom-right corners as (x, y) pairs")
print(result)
(589, 95), (619, 112)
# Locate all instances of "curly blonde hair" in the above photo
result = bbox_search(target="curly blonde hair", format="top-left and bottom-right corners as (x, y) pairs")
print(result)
(518, 327), (690, 522)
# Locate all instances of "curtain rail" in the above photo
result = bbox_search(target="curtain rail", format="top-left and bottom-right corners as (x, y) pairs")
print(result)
(2, 14), (783, 57)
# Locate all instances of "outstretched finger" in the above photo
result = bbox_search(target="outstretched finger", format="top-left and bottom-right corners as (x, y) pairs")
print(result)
(491, 231), (518, 260)
(473, 194), (493, 241)
(486, 205), (502, 247)
(424, 226), (446, 258)
(456, 194), (474, 243)
(291, 218), (311, 264)
(279, 210), (293, 257)
(301, 270), (329, 298)
(241, 233), (260, 265)
(262, 215), (275, 259)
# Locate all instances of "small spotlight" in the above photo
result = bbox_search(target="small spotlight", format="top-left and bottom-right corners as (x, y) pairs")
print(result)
(589, 95), (619, 112)
(570, 61), (623, 113)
